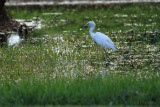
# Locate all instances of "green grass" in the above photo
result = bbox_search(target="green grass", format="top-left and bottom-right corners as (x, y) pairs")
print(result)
(0, 3), (160, 106)
(1, 73), (160, 106)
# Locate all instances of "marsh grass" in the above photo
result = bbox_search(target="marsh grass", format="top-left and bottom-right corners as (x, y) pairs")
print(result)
(0, 73), (160, 106)
(0, 4), (160, 106)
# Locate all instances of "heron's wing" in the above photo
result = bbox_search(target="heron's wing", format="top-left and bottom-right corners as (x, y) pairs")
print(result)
(95, 32), (117, 50)
(95, 32), (115, 45)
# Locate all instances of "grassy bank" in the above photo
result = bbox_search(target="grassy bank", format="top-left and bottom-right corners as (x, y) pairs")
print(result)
(0, 4), (160, 106)
(0, 73), (160, 106)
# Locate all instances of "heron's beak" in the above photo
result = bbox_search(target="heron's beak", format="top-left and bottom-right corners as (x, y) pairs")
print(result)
(81, 24), (88, 28)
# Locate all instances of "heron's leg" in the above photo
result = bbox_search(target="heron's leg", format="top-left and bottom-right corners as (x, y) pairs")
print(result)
(102, 48), (108, 59)
(105, 51), (110, 61)
(103, 48), (110, 66)
(102, 48), (106, 60)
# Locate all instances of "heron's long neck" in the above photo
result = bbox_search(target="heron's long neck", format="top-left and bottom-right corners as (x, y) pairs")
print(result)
(89, 25), (95, 38)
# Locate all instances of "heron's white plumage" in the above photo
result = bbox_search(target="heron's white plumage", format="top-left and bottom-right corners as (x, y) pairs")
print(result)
(84, 21), (117, 51)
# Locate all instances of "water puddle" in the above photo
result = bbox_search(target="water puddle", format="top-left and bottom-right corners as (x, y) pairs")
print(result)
(114, 14), (128, 17)
(43, 13), (63, 16)
(15, 17), (44, 29)
(124, 23), (156, 27)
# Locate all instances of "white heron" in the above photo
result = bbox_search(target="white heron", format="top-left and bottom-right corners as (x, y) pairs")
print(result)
(82, 21), (117, 52)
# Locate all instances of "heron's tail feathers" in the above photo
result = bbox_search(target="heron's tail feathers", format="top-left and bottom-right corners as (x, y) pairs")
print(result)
(112, 46), (117, 51)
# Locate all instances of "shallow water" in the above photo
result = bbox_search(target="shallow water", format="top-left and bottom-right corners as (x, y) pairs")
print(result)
(43, 13), (63, 16)
(15, 18), (43, 29)
(42, 11), (159, 75)
(6, 0), (160, 6)
(1, 6), (160, 80)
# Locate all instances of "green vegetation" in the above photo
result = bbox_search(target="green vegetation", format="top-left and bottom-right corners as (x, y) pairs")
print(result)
(0, 74), (160, 106)
(0, 3), (160, 106)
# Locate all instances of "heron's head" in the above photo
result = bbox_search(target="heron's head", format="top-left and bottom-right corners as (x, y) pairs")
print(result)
(82, 21), (96, 28)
